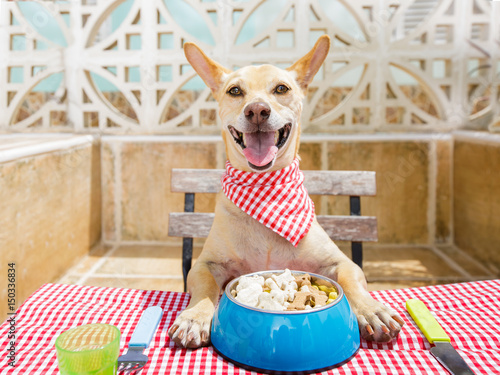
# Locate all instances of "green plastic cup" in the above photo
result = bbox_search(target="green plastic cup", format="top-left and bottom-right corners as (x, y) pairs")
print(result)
(55, 324), (120, 375)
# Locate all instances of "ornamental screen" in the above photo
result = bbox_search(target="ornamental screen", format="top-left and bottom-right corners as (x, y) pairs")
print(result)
(1, 0), (499, 134)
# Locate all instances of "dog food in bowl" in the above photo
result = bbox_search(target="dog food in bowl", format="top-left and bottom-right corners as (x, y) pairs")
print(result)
(231, 269), (338, 311)
(211, 270), (360, 373)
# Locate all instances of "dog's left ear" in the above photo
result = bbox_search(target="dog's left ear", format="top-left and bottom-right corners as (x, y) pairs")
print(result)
(287, 35), (330, 92)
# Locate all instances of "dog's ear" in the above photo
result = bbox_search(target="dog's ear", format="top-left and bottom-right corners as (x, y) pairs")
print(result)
(287, 35), (330, 92)
(184, 43), (231, 94)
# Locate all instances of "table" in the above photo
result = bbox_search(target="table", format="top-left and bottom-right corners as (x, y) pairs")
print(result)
(1, 280), (499, 374)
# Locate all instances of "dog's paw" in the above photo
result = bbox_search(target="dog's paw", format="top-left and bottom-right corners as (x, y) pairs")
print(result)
(168, 307), (212, 348)
(352, 297), (405, 342)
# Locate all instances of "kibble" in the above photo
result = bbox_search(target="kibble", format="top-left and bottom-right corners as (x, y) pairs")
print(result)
(232, 269), (338, 311)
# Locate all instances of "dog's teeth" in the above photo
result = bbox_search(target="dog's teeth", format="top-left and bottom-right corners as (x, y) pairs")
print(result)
(275, 130), (279, 145)
(242, 133), (246, 147)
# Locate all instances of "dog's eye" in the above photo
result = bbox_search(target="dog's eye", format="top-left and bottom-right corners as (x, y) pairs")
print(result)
(275, 85), (289, 94)
(228, 86), (243, 96)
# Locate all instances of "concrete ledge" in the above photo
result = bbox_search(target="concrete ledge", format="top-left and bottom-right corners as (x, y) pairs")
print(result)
(0, 134), (95, 163)
(101, 133), (453, 143)
(453, 130), (500, 145)
(101, 135), (221, 143)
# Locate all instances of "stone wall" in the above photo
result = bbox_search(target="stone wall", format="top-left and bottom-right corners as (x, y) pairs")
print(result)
(0, 135), (101, 321)
(453, 132), (500, 273)
(101, 134), (453, 247)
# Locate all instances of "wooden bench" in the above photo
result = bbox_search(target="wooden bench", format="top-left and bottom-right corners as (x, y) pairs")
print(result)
(169, 169), (377, 292)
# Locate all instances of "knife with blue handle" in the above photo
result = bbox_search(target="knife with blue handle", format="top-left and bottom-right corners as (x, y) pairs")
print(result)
(406, 299), (475, 375)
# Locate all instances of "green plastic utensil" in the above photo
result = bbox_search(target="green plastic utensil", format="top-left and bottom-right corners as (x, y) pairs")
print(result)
(406, 299), (475, 374)
(55, 323), (121, 375)
(406, 299), (450, 344)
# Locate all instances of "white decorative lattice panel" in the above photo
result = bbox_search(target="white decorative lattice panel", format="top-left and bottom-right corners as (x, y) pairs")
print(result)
(0, 0), (499, 133)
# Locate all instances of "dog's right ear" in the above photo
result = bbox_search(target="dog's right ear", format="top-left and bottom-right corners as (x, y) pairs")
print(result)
(184, 43), (231, 95)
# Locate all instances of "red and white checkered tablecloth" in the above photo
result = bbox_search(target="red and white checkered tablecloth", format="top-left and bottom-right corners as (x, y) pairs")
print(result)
(1, 280), (499, 374)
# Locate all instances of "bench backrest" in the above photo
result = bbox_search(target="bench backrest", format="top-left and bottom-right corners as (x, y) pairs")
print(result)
(169, 169), (377, 291)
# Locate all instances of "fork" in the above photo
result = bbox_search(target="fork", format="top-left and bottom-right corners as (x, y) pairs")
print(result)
(118, 306), (163, 373)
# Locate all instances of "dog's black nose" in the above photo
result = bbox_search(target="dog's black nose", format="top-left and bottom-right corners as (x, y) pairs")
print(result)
(244, 102), (271, 125)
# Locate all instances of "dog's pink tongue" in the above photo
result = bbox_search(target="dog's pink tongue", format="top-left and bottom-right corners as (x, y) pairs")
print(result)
(243, 131), (278, 167)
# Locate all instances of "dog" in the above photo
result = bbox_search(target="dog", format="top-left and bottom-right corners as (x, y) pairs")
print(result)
(168, 35), (404, 348)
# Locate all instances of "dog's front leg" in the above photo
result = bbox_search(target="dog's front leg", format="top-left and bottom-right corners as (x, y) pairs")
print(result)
(334, 260), (405, 342)
(304, 224), (405, 342)
(168, 260), (219, 348)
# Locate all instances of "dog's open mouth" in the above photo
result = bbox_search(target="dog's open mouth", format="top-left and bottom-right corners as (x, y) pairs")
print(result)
(228, 123), (291, 170)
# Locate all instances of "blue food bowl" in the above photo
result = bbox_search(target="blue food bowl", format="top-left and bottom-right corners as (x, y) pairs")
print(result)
(211, 270), (360, 373)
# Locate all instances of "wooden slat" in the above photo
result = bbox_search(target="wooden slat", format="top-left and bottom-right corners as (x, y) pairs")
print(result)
(316, 215), (378, 242)
(304, 171), (376, 196)
(171, 170), (222, 193)
(168, 213), (377, 242)
(169, 213), (215, 238)
(171, 169), (376, 196)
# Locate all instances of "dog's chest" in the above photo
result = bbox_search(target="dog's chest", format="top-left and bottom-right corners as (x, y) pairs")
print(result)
(213, 193), (326, 276)
(218, 197), (298, 267)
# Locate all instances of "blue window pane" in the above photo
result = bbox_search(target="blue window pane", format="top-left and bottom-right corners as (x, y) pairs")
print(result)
(35, 40), (48, 50)
(255, 37), (269, 48)
(276, 30), (294, 48)
(61, 13), (70, 27)
(332, 62), (347, 72)
(90, 72), (119, 92)
(88, 0), (133, 47)
(232, 10), (242, 25)
(317, 0), (366, 42)
(127, 67), (141, 83)
(181, 65), (192, 75)
(314, 66), (324, 81)
(11, 14), (20, 26)
(390, 66), (418, 86)
(332, 65), (364, 87)
(158, 65), (172, 82)
(127, 34), (141, 50)
(163, 0), (214, 46)
(236, 0), (286, 45)
(309, 30), (324, 48)
(33, 72), (64, 92)
(159, 33), (173, 49)
(11, 35), (26, 51)
(17, 2), (68, 47)
(284, 7), (294, 22)
(111, 0), (134, 32)
(32, 66), (46, 76)
(432, 60), (446, 79)
(468, 59), (479, 78)
(208, 11), (217, 25)
(106, 66), (117, 75)
(9, 67), (24, 83)
(180, 65), (205, 89)
(182, 75), (206, 91)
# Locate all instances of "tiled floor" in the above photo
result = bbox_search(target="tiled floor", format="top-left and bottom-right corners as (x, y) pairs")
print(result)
(57, 242), (497, 292)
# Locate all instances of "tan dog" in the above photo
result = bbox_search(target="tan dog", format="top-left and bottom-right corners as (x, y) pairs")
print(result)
(168, 35), (404, 348)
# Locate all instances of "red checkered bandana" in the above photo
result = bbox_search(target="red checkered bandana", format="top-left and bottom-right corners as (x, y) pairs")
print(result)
(221, 158), (315, 247)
